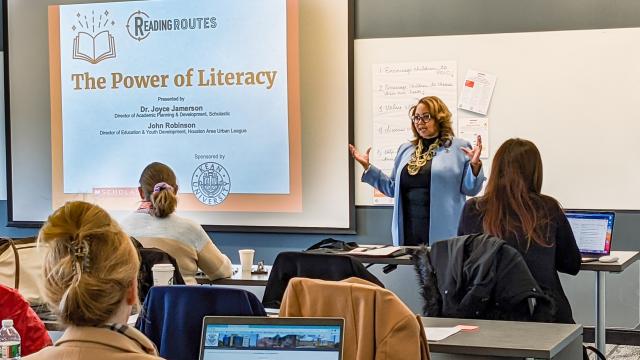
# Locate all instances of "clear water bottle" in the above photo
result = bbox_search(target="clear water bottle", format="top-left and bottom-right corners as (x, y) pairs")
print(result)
(0, 319), (21, 359)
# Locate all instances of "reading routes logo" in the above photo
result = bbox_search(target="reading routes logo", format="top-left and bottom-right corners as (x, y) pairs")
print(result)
(71, 8), (217, 64)
(72, 10), (116, 64)
(125, 10), (217, 42)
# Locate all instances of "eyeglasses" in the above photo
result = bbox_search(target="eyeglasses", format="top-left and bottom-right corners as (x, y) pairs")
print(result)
(411, 113), (432, 124)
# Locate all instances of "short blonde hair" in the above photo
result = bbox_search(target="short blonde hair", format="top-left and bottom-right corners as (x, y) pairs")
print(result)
(38, 201), (139, 326)
(408, 96), (454, 147)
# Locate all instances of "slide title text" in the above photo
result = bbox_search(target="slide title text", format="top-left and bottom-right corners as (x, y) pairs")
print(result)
(71, 67), (278, 90)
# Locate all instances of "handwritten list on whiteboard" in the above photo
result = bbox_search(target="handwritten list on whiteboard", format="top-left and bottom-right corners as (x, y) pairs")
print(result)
(371, 61), (458, 204)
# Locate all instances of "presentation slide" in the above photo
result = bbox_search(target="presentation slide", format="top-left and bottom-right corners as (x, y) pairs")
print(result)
(48, 0), (301, 212)
(7, 0), (351, 230)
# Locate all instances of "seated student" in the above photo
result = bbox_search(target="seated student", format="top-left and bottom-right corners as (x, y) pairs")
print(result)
(457, 138), (581, 324)
(120, 162), (232, 283)
(0, 285), (52, 356)
(25, 201), (161, 359)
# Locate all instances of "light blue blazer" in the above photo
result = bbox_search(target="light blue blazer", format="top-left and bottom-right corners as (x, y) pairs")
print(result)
(362, 137), (486, 245)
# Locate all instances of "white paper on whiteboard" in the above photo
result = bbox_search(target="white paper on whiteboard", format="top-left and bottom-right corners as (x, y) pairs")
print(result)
(458, 117), (489, 159)
(458, 69), (497, 115)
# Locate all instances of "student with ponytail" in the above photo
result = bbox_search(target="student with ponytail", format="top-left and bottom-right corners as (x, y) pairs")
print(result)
(120, 162), (232, 283)
(25, 201), (161, 359)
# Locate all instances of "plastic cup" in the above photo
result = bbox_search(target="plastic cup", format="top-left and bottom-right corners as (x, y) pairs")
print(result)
(239, 249), (255, 272)
(151, 263), (175, 285)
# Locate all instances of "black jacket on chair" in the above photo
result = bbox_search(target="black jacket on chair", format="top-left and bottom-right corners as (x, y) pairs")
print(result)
(262, 251), (384, 308)
(413, 234), (555, 322)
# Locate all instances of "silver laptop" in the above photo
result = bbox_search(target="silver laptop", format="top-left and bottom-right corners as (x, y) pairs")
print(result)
(565, 211), (615, 262)
(199, 316), (344, 360)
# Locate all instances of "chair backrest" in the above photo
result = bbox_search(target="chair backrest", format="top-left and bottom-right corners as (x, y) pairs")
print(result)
(262, 251), (384, 308)
(0, 237), (47, 304)
(413, 234), (554, 321)
(131, 237), (186, 304)
(136, 285), (266, 360)
(279, 277), (429, 360)
(136, 236), (199, 284)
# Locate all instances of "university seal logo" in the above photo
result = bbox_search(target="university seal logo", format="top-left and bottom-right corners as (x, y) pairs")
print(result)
(191, 162), (231, 205)
(71, 10), (116, 64)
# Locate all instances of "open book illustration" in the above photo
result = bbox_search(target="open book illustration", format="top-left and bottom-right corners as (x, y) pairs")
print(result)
(73, 30), (116, 64)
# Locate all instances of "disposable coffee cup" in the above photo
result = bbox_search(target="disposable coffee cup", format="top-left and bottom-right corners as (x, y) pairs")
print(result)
(239, 249), (255, 272)
(152, 263), (175, 285)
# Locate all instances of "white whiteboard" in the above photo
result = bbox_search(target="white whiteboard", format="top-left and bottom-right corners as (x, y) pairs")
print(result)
(355, 28), (640, 210)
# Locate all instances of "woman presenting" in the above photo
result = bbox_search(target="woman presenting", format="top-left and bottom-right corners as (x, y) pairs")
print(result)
(350, 96), (485, 245)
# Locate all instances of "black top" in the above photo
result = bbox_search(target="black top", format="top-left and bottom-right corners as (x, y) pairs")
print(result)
(457, 195), (582, 324)
(400, 137), (438, 246)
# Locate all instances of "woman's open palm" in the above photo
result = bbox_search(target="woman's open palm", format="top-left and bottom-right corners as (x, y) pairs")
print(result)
(349, 144), (371, 169)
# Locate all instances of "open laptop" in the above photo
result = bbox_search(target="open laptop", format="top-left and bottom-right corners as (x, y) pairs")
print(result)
(199, 316), (344, 360)
(565, 211), (615, 262)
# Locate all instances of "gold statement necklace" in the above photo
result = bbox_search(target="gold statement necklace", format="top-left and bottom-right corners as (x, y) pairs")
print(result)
(407, 137), (441, 175)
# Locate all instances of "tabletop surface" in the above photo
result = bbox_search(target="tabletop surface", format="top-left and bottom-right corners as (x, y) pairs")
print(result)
(579, 250), (640, 272)
(345, 248), (640, 272)
(195, 250), (640, 286)
(196, 264), (271, 285)
(422, 317), (582, 358)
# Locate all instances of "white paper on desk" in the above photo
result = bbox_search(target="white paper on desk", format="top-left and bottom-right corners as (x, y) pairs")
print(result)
(424, 326), (461, 341)
(348, 246), (400, 257)
(458, 117), (489, 159)
(458, 69), (496, 115)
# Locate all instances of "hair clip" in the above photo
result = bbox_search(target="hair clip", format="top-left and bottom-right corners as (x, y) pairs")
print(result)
(69, 234), (91, 275)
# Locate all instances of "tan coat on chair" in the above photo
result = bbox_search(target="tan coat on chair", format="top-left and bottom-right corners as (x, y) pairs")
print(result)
(279, 277), (430, 360)
(24, 326), (162, 360)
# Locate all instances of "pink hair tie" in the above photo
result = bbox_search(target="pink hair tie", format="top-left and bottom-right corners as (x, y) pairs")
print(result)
(153, 182), (174, 193)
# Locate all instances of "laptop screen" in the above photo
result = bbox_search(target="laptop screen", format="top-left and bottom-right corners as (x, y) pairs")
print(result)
(200, 317), (343, 360)
(565, 211), (614, 255)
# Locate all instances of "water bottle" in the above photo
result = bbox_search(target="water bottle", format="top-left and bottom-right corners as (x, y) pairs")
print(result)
(0, 319), (21, 359)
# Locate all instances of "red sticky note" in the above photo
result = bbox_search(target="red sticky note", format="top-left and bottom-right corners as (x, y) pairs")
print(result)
(465, 80), (475, 88)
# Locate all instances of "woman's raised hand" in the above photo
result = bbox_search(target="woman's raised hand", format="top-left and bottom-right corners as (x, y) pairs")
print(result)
(349, 144), (371, 169)
(460, 135), (482, 166)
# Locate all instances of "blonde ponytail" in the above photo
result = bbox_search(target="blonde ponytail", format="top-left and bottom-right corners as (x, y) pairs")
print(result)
(38, 201), (139, 327)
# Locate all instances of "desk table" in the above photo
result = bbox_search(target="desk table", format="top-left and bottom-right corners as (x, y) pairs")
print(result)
(196, 264), (271, 286)
(579, 250), (640, 353)
(422, 317), (582, 359)
(195, 248), (639, 354)
(351, 247), (640, 354)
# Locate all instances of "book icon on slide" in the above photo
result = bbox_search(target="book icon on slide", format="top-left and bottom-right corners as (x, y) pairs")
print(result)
(72, 30), (116, 64)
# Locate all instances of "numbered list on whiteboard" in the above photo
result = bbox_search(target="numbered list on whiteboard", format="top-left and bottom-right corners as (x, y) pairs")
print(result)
(371, 61), (458, 204)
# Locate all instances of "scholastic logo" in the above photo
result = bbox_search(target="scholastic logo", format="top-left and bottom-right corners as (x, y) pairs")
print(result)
(126, 10), (217, 42)
(71, 10), (117, 64)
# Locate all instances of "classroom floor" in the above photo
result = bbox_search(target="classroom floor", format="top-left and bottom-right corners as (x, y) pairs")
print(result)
(587, 344), (640, 359)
